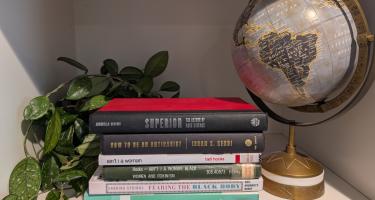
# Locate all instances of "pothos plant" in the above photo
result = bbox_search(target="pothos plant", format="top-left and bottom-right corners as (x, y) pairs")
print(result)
(3, 51), (180, 200)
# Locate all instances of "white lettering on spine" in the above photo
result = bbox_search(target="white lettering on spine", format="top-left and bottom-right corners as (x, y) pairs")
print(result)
(95, 122), (121, 127)
(144, 118), (182, 129)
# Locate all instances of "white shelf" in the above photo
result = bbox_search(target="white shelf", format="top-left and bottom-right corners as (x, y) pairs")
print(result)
(261, 133), (368, 200)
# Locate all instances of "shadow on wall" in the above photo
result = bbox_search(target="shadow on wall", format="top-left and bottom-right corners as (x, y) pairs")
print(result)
(75, 0), (248, 26)
(73, 0), (251, 94)
(0, 0), (76, 94)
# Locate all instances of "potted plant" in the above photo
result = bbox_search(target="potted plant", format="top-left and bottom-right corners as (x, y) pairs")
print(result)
(3, 51), (180, 200)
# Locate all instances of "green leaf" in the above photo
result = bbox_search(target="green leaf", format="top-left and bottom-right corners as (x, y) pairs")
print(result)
(2, 195), (19, 200)
(160, 81), (180, 92)
(144, 51), (169, 77)
(71, 179), (88, 196)
(74, 119), (88, 142)
(102, 59), (119, 75)
(57, 57), (88, 74)
(172, 92), (180, 98)
(106, 80), (123, 95)
(79, 157), (98, 178)
(113, 88), (138, 98)
(119, 66), (144, 80)
(44, 111), (62, 154)
(148, 91), (163, 98)
(23, 96), (50, 120)
(80, 95), (109, 112)
(129, 84), (143, 97)
(82, 134), (99, 144)
(9, 157), (41, 200)
(75, 142), (100, 156)
(54, 126), (75, 155)
(45, 190), (60, 200)
(41, 156), (59, 191)
(53, 154), (80, 171)
(100, 66), (108, 75)
(71, 175), (89, 195)
(52, 152), (69, 165)
(53, 170), (87, 183)
(61, 114), (78, 126)
(58, 108), (78, 126)
(136, 77), (154, 94)
(66, 76), (92, 100)
(88, 77), (111, 97)
(75, 134), (100, 156)
(60, 160), (80, 170)
(45, 190), (67, 200)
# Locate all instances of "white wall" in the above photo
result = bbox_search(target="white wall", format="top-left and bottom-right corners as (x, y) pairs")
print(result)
(74, 1), (375, 198)
(294, 0), (375, 199)
(0, 0), (75, 197)
(74, 0), (250, 97)
(74, 0), (284, 133)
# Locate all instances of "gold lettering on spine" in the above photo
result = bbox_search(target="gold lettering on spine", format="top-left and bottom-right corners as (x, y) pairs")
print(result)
(111, 140), (186, 149)
(110, 142), (123, 149)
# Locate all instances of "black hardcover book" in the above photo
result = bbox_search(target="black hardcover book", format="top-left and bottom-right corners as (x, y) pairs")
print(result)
(101, 133), (265, 155)
(89, 98), (268, 133)
(91, 112), (267, 133)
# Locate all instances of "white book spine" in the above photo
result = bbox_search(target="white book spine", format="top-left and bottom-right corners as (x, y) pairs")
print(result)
(98, 153), (261, 166)
(89, 167), (263, 195)
(90, 179), (262, 195)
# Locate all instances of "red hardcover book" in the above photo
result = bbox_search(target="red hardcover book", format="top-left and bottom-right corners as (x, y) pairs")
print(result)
(89, 97), (267, 133)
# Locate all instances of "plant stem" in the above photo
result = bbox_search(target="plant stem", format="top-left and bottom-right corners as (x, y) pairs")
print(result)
(88, 74), (127, 83)
(33, 133), (43, 149)
(36, 149), (44, 161)
(31, 141), (37, 158)
(29, 192), (42, 200)
(23, 122), (33, 157)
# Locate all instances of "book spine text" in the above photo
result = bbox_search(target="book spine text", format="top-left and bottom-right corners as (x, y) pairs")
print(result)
(101, 133), (264, 155)
(98, 153), (261, 166)
(102, 164), (261, 181)
(90, 112), (267, 133)
(89, 178), (263, 195)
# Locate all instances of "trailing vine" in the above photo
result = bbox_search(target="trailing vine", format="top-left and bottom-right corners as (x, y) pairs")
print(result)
(3, 51), (180, 200)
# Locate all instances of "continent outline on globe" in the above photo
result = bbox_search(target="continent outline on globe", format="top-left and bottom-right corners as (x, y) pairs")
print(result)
(232, 0), (359, 106)
(257, 30), (319, 97)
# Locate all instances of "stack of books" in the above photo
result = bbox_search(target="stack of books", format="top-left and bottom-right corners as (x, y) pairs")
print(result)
(86, 97), (267, 200)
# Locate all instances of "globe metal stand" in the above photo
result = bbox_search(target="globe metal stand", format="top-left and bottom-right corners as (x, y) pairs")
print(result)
(249, 86), (330, 199)
(234, 0), (375, 199)
(261, 126), (324, 199)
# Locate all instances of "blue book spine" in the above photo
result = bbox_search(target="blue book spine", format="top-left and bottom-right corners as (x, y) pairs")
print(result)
(84, 192), (259, 200)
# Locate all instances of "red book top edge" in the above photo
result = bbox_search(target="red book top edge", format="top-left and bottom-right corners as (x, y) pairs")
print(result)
(99, 97), (258, 112)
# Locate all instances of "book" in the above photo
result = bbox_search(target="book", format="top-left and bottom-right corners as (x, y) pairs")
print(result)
(84, 191), (259, 200)
(89, 167), (263, 195)
(98, 153), (261, 166)
(101, 133), (264, 155)
(89, 98), (267, 133)
(103, 164), (261, 181)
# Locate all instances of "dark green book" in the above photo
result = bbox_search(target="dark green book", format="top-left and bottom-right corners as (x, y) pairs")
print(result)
(103, 164), (261, 181)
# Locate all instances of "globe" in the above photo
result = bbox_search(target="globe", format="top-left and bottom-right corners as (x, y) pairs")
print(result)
(232, 0), (374, 199)
(232, 0), (358, 107)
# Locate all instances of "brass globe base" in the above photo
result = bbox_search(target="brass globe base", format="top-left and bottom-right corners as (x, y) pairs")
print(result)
(261, 126), (325, 199)
(263, 175), (324, 200)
